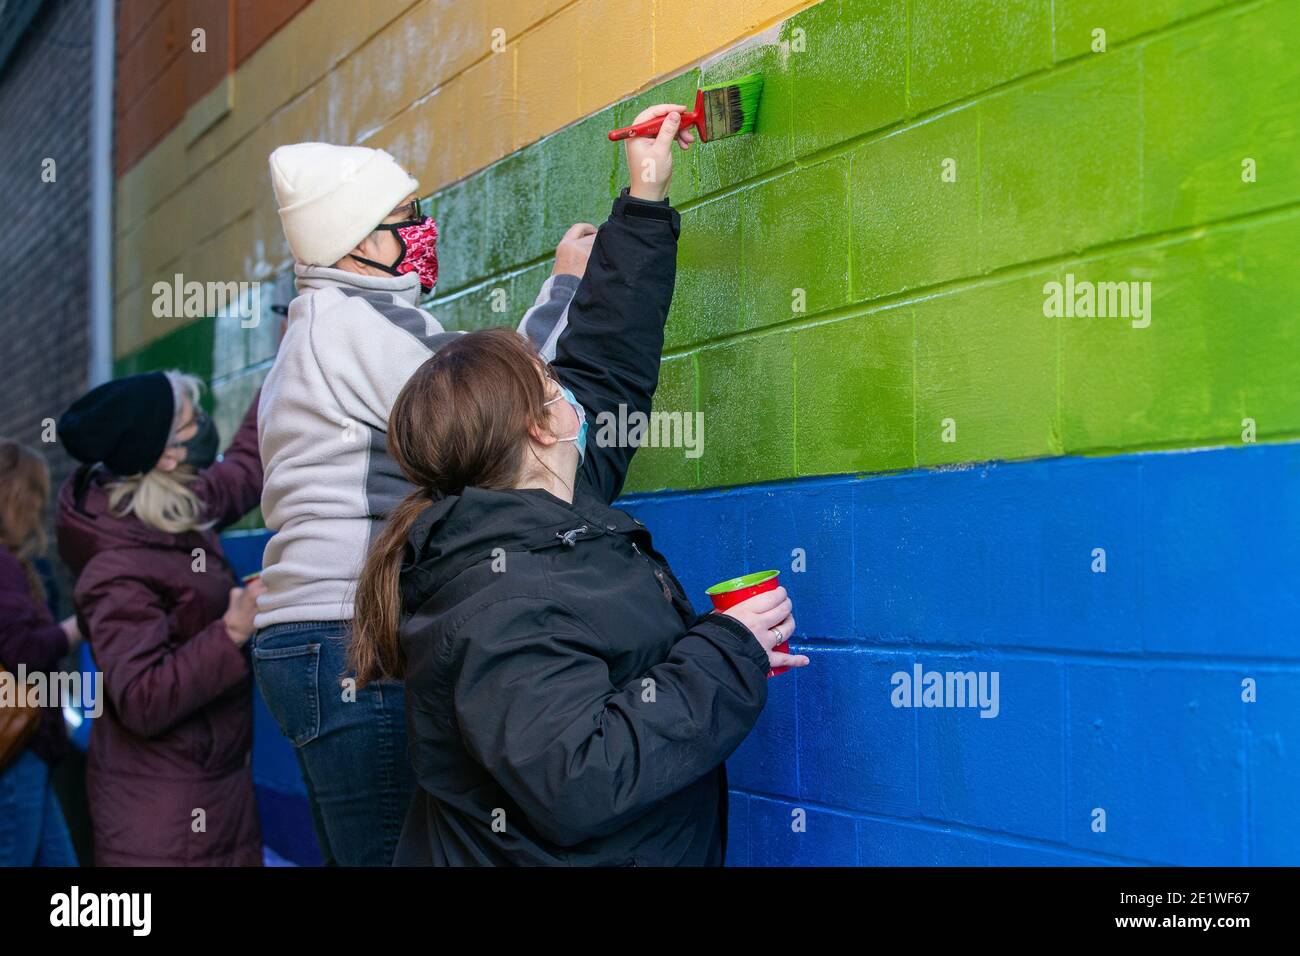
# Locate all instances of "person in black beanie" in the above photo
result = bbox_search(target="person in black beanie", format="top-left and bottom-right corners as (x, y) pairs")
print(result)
(59, 372), (176, 478)
(54, 370), (267, 866)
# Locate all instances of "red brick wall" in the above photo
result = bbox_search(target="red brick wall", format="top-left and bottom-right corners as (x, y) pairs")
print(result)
(0, 0), (95, 608)
(114, 0), (311, 176)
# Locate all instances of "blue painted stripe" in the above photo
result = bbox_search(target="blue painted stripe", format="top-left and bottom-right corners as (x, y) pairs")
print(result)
(623, 441), (1297, 866)
(254, 784), (321, 867)
(621, 442), (1299, 658)
(221, 529), (270, 581)
(224, 440), (1300, 865)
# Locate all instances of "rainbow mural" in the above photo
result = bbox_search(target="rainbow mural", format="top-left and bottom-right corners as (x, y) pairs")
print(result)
(114, 0), (1300, 865)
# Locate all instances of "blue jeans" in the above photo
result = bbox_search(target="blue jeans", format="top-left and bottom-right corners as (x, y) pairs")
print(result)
(0, 749), (78, 866)
(251, 621), (414, 866)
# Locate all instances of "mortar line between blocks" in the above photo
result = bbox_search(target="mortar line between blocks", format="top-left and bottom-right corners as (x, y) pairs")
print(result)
(734, 792), (1172, 866)
(657, 196), (1300, 360)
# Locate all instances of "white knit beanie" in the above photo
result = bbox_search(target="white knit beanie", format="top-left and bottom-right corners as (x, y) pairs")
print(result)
(269, 142), (420, 266)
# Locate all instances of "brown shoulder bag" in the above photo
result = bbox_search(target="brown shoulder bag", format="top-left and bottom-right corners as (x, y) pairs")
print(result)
(0, 660), (42, 771)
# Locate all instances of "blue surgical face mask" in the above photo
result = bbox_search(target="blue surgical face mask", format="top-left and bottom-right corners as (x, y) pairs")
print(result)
(544, 380), (588, 465)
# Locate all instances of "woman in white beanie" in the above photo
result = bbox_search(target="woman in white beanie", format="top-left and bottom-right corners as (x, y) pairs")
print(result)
(254, 141), (591, 865)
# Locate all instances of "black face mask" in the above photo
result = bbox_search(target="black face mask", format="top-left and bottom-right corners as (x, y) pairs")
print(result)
(179, 412), (220, 470)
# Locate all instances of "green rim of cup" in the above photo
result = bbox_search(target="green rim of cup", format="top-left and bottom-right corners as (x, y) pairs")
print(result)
(706, 569), (780, 596)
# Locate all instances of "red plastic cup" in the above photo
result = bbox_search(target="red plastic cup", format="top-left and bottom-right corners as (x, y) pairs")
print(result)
(706, 570), (789, 677)
(241, 572), (262, 586)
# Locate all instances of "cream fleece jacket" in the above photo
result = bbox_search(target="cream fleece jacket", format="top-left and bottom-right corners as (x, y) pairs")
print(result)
(255, 265), (578, 628)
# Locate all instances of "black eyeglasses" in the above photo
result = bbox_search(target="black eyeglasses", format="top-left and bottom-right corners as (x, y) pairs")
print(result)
(166, 409), (208, 449)
(388, 198), (426, 226)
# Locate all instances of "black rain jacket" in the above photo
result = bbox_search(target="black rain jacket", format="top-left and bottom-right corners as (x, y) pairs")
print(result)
(392, 192), (771, 866)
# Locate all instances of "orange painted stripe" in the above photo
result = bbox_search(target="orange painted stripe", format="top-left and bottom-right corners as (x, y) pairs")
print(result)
(115, 0), (313, 177)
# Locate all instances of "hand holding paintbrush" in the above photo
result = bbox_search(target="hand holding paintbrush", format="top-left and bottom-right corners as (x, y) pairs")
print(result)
(621, 103), (696, 202)
(609, 74), (764, 147)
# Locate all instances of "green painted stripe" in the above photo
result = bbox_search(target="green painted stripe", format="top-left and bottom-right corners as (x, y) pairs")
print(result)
(113, 0), (1300, 498)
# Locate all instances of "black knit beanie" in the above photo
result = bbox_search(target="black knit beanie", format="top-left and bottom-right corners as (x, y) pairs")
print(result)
(59, 372), (176, 477)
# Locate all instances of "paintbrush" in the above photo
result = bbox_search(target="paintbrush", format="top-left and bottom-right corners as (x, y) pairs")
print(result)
(607, 73), (764, 144)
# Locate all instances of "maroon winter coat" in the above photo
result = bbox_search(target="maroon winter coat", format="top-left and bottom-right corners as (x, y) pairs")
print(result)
(57, 395), (264, 866)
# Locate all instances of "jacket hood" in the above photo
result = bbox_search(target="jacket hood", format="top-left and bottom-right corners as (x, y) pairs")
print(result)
(294, 262), (421, 305)
(56, 466), (206, 576)
(401, 485), (610, 600)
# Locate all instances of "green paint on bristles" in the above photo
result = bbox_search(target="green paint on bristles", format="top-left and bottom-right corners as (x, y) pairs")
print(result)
(700, 72), (764, 139)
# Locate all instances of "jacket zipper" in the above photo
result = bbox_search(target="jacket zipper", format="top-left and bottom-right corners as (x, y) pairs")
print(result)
(631, 541), (673, 601)
(558, 525), (675, 604)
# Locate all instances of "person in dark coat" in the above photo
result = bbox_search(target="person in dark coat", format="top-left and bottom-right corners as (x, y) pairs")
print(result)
(56, 371), (265, 866)
(0, 440), (81, 866)
(349, 105), (807, 866)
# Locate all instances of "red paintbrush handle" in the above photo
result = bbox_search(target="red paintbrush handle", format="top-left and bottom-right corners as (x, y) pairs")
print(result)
(608, 107), (700, 142)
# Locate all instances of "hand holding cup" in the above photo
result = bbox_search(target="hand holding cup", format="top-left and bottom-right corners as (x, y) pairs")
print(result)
(709, 572), (808, 676)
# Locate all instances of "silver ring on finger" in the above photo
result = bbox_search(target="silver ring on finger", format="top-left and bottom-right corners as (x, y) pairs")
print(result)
(770, 625), (784, 643)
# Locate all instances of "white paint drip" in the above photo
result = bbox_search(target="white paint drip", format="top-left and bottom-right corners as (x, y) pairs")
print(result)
(699, 22), (786, 74)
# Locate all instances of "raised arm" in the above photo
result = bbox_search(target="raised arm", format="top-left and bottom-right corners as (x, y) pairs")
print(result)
(517, 273), (577, 361)
(549, 105), (688, 503)
(516, 223), (591, 360)
(194, 388), (263, 530)
(549, 193), (680, 503)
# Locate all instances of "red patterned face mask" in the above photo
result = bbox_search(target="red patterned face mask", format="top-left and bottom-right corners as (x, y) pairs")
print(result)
(352, 204), (439, 292)
(392, 217), (439, 291)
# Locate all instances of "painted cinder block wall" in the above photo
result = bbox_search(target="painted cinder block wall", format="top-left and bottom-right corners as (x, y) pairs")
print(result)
(417, 0), (1300, 865)
(119, 0), (1299, 865)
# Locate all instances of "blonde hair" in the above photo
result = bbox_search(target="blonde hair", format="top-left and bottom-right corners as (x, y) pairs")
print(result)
(106, 371), (213, 535)
(0, 439), (51, 601)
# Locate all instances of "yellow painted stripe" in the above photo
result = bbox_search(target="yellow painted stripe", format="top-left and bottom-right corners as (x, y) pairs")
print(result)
(113, 0), (819, 358)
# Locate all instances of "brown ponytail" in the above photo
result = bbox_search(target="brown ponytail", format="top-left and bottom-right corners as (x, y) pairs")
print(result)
(349, 328), (555, 686)
(349, 489), (433, 685)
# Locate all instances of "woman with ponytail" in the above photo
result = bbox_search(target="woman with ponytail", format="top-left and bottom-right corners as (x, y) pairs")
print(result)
(0, 440), (80, 865)
(352, 105), (806, 866)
